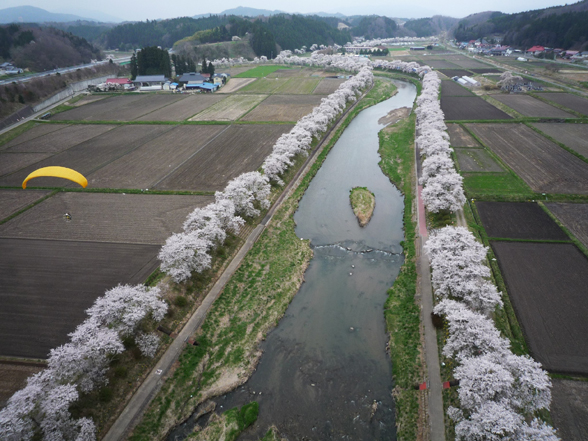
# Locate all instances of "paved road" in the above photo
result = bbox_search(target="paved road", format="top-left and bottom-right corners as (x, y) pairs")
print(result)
(102, 91), (366, 441)
(415, 145), (446, 441)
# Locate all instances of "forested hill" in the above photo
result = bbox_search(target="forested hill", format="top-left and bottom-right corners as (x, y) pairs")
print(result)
(453, 0), (588, 50)
(349, 16), (398, 39)
(404, 16), (459, 37)
(260, 15), (351, 49)
(0, 24), (101, 71)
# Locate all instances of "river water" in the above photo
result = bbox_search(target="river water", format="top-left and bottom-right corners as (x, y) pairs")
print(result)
(170, 80), (417, 440)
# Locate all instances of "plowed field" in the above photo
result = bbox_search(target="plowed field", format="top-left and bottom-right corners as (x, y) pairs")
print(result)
(455, 148), (503, 172)
(538, 93), (588, 116)
(0, 152), (51, 176)
(492, 94), (575, 118)
(0, 193), (213, 244)
(217, 78), (256, 94)
(467, 123), (588, 194)
(0, 125), (172, 188)
(531, 123), (588, 159)
(313, 78), (346, 95)
(51, 94), (147, 121)
(156, 124), (292, 191)
(441, 97), (512, 120)
(137, 95), (226, 121)
(237, 78), (289, 94)
(551, 379), (588, 441)
(439, 69), (474, 78)
(0, 123), (68, 150)
(447, 124), (481, 147)
(190, 94), (266, 121)
(0, 238), (159, 359)
(241, 95), (323, 121)
(0, 189), (51, 221)
(491, 241), (588, 374)
(86, 125), (225, 189)
(476, 201), (568, 240)
(441, 80), (475, 97)
(546, 203), (588, 249)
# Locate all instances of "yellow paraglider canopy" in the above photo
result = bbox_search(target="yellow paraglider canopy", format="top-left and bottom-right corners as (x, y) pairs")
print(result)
(22, 166), (88, 189)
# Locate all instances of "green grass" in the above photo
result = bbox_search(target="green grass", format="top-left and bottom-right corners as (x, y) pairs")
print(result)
(237, 78), (288, 94)
(274, 77), (321, 94)
(463, 172), (534, 198)
(187, 402), (258, 441)
(378, 113), (421, 441)
(234, 65), (289, 78)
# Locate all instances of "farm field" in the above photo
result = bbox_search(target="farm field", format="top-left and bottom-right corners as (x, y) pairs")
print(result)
(274, 77), (321, 94)
(0, 193), (213, 244)
(136, 94), (226, 121)
(0, 152), (51, 176)
(0, 362), (45, 407)
(217, 78), (257, 94)
(237, 78), (289, 94)
(86, 125), (225, 189)
(50, 94), (147, 121)
(313, 78), (346, 95)
(441, 96), (512, 120)
(155, 124), (292, 191)
(190, 94), (266, 121)
(545, 203), (588, 249)
(240, 95), (323, 121)
(449, 58), (492, 69)
(441, 80), (475, 97)
(550, 379), (588, 441)
(447, 123), (481, 147)
(438, 69), (474, 78)
(466, 123), (588, 194)
(266, 68), (307, 78)
(234, 65), (287, 78)
(492, 94), (575, 118)
(531, 123), (588, 159)
(0, 123), (68, 149)
(0, 238), (159, 359)
(491, 241), (588, 374)
(69, 95), (105, 106)
(427, 60), (460, 69)
(0, 189), (51, 221)
(476, 201), (569, 240)
(2, 124), (115, 153)
(538, 93), (588, 116)
(468, 68), (502, 74)
(0, 125), (173, 188)
(455, 148), (503, 172)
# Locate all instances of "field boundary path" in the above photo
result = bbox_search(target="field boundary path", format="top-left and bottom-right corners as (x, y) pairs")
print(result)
(415, 143), (446, 441)
(102, 90), (368, 441)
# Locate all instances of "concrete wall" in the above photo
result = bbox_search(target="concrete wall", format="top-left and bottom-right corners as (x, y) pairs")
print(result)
(32, 76), (109, 113)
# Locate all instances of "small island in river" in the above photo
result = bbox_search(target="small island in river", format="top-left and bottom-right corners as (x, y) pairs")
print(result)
(350, 186), (376, 227)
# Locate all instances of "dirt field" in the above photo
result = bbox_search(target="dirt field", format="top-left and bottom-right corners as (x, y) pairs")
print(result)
(439, 69), (474, 78)
(137, 94), (226, 121)
(546, 203), (588, 249)
(427, 60), (460, 69)
(313, 78), (346, 95)
(0, 193), (213, 244)
(217, 78), (257, 94)
(240, 95), (323, 122)
(455, 148), (503, 172)
(469, 68), (503, 74)
(449, 59), (493, 69)
(0, 125), (173, 188)
(0, 361), (45, 407)
(85, 125), (225, 189)
(0, 238), (160, 359)
(441, 97), (512, 120)
(476, 202), (569, 239)
(0, 152), (51, 177)
(51, 94), (147, 121)
(467, 123), (588, 194)
(491, 241), (588, 374)
(2, 124), (116, 153)
(0, 189), (51, 221)
(156, 124), (292, 191)
(441, 80), (475, 97)
(538, 93), (588, 116)
(1, 123), (69, 150)
(266, 68), (306, 78)
(190, 94), (267, 121)
(492, 94), (575, 118)
(68, 94), (106, 107)
(237, 78), (289, 94)
(447, 124), (481, 147)
(550, 379), (588, 441)
(531, 123), (588, 159)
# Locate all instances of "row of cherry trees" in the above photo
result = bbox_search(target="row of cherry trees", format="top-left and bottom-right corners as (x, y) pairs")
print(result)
(425, 227), (559, 440)
(0, 285), (168, 441)
(158, 63), (374, 283)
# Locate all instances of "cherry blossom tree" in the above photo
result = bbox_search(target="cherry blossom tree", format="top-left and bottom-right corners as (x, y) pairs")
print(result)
(135, 332), (160, 358)
(158, 232), (213, 283)
(216, 172), (271, 218)
(421, 171), (466, 213)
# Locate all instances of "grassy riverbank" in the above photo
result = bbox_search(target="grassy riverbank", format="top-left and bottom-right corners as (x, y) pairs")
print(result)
(378, 113), (422, 441)
(350, 186), (376, 226)
(130, 79), (398, 440)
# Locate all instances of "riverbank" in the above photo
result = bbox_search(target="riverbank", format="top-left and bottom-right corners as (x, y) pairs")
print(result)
(129, 79), (399, 441)
(378, 112), (424, 441)
(350, 186), (376, 226)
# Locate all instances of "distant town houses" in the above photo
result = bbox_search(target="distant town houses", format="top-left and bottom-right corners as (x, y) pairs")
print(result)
(456, 40), (588, 62)
(0, 62), (24, 75)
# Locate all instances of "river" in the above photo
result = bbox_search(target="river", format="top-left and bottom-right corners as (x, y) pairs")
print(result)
(170, 79), (417, 440)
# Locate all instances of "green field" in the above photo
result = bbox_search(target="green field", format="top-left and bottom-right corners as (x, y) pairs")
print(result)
(234, 65), (290, 78)
(274, 77), (321, 94)
(237, 78), (289, 94)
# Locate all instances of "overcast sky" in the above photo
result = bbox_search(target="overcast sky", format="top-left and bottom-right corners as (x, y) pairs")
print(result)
(3, 0), (572, 21)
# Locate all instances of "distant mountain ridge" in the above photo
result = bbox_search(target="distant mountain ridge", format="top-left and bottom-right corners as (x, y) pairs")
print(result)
(0, 6), (97, 24)
(194, 6), (347, 19)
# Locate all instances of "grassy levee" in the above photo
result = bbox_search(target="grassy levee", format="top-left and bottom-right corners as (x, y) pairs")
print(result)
(129, 80), (398, 441)
(378, 113), (422, 441)
(186, 402), (259, 440)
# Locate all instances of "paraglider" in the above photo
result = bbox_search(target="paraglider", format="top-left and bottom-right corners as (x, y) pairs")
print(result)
(22, 167), (88, 189)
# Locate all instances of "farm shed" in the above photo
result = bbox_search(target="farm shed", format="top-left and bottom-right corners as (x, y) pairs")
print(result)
(186, 82), (219, 92)
(134, 75), (168, 90)
(178, 72), (206, 85)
